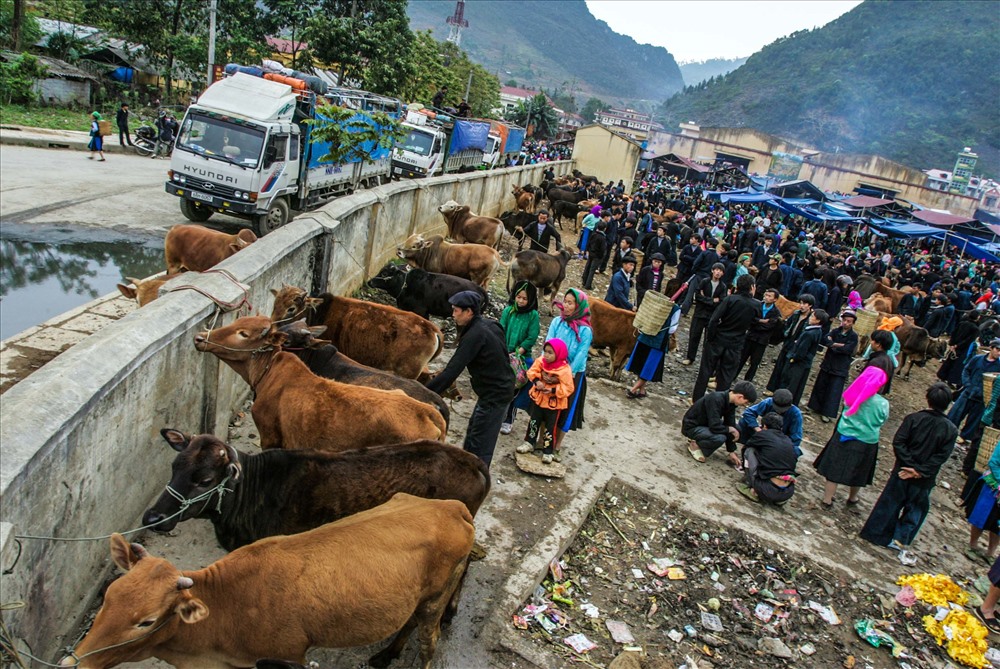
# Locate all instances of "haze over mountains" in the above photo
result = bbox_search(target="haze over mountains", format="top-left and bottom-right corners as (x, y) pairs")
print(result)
(408, 1), (997, 175)
(406, 0), (684, 107)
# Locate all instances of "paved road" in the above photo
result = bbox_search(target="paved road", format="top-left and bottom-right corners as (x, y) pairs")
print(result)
(0, 145), (246, 236)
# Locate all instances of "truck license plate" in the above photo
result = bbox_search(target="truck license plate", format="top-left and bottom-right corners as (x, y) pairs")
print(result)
(190, 191), (214, 203)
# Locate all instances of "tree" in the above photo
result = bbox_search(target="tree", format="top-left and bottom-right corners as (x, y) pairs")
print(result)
(396, 31), (499, 118)
(306, 0), (413, 95)
(504, 78), (518, 87)
(1, 0), (41, 50)
(307, 105), (403, 165)
(505, 93), (558, 139)
(0, 52), (47, 104)
(263, 0), (313, 70)
(580, 97), (608, 123)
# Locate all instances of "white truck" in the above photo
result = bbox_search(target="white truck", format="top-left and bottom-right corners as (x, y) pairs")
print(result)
(166, 73), (402, 235)
(390, 108), (492, 179)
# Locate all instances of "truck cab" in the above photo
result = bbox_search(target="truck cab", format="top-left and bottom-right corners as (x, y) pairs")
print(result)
(392, 120), (446, 178)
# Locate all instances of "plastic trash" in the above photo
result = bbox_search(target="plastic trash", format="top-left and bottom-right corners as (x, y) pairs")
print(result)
(854, 618), (906, 658)
(701, 611), (724, 632)
(564, 633), (597, 653)
(606, 620), (636, 644)
(754, 603), (774, 623)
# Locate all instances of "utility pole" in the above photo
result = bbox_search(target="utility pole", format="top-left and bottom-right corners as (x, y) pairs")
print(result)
(464, 71), (472, 102)
(207, 0), (217, 90)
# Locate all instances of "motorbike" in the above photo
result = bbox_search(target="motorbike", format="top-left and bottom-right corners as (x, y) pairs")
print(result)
(133, 125), (157, 156)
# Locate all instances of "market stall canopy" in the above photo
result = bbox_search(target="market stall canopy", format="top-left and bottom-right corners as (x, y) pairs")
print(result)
(840, 195), (894, 208)
(766, 179), (828, 202)
(911, 209), (977, 227)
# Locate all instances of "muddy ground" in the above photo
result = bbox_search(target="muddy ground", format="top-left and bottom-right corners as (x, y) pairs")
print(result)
(67, 254), (996, 669)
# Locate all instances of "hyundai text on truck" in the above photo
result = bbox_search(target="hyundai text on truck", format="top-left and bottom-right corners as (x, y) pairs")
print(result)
(166, 72), (401, 235)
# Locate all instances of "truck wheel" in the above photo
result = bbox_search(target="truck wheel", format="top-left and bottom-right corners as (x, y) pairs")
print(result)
(253, 197), (290, 236)
(179, 198), (213, 222)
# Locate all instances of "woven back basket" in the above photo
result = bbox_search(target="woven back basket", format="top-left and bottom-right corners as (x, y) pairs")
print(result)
(984, 373), (997, 404)
(854, 309), (879, 337)
(633, 289), (673, 336)
(976, 426), (1000, 472)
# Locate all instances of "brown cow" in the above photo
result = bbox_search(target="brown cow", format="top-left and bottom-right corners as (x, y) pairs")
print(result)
(590, 298), (639, 380)
(438, 200), (504, 247)
(116, 275), (172, 307)
(873, 279), (907, 312)
(397, 234), (501, 288)
(512, 185), (534, 214)
(194, 316), (447, 450)
(650, 210), (682, 224)
(864, 293), (893, 313)
(63, 494), (473, 669)
(270, 286), (442, 380)
(164, 224), (257, 275)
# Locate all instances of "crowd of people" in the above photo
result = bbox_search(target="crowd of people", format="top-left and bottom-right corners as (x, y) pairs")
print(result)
(449, 171), (1000, 606)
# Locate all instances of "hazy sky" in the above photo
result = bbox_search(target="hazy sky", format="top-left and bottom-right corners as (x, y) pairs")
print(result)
(585, 0), (863, 62)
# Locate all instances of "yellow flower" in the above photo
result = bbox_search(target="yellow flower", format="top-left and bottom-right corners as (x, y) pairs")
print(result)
(922, 611), (989, 669)
(898, 573), (969, 607)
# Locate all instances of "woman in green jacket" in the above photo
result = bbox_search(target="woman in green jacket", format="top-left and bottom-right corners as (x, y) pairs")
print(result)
(814, 366), (890, 507)
(500, 281), (540, 434)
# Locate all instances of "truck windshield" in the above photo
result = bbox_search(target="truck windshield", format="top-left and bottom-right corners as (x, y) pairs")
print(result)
(176, 112), (266, 168)
(399, 129), (434, 157)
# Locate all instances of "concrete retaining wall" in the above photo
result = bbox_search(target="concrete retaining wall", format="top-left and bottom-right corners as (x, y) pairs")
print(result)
(0, 161), (568, 659)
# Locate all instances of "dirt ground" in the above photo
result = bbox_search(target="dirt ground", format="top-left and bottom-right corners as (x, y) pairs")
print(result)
(67, 251), (998, 669)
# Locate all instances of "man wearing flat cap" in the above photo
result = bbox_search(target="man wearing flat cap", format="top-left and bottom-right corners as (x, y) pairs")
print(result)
(426, 291), (515, 467)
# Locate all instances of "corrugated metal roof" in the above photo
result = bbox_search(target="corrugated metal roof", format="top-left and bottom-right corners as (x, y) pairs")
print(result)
(840, 195), (894, 208)
(911, 209), (977, 227)
(0, 51), (97, 80)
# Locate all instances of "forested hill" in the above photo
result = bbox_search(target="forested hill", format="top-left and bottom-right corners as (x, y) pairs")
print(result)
(657, 0), (1000, 176)
(406, 0), (684, 104)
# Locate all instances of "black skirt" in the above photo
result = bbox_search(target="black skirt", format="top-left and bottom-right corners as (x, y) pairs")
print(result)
(813, 429), (878, 487)
(806, 371), (847, 418)
(557, 372), (587, 433)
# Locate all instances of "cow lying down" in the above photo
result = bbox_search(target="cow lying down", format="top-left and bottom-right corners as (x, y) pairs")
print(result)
(142, 429), (490, 551)
(63, 494), (474, 669)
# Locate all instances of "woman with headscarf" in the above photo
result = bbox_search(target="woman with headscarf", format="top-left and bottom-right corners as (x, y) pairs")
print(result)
(546, 288), (593, 459)
(814, 366), (890, 507)
(87, 111), (106, 161)
(734, 253), (752, 287)
(625, 300), (682, 399)
(499, 282), (540, 435)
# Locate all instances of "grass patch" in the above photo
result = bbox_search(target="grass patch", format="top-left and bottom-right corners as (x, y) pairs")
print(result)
(0, 104), (98, 131)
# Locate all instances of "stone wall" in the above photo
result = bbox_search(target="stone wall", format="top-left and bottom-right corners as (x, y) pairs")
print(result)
(0, 160), (567, 659)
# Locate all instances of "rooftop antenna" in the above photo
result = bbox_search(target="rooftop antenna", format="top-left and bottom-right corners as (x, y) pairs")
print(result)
(446, 0), (469, 46)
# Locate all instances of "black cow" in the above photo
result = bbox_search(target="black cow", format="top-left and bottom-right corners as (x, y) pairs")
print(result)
(572, 169), (598, 184)
(499, 210), (532, 246)
(278, 320), (451, 423)
(368, 265), (488, 319)
(546, 186), (589, 206)
(142, 429), (491, 551)
(551, 200), (585, 230)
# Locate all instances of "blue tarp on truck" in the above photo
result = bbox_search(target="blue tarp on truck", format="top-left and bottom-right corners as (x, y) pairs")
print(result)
(450, 119), (490, 153)
(505, 127), (525, 155)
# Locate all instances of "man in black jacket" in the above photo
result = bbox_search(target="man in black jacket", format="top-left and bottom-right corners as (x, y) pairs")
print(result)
(738, 411), (798, 505)
(693, 274), (760, 399)
(521, 210), (563, 253)
(767, 294), (815, 394)
(738, 287), (783, 383)
(682, 242), (727, 315)
(859, 383), (956, 564)
(427, 291), (514, 467)
(684, 263), (727, 365)
(682, 380), (758, 464)
(642, 226), (673, 269)
(677, 234), (702, 282)
(116, 102), (133, 147)
(581, 221), (609, 291)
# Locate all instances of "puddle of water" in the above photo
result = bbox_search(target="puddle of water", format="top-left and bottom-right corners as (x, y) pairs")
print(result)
(0, 226), (164, 340)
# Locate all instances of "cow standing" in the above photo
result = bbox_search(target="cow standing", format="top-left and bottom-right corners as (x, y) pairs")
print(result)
(397, 234), (501, 288)
(270, 286), (442, 380)
(142, 429), (489, 550)
(508, 249), (572, 314)
(63, 495), (473, 669)
(368, 265), (487, 319)
(589, 298), (640, 380)
(164, 224), (257, 275)
(194, 316), (447, 451)
(437, 200), (504, 248)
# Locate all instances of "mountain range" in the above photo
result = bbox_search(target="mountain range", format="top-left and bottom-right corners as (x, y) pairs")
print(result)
(679, 58), (747, 86)
(406, 0), (684, 107)
(658, 0), (1000, 176)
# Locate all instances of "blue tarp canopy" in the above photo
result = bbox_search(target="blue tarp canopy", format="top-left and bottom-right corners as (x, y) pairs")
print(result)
(867, 219), (943, 239)
(703, 188), (748, 200)
(719, 192), (775, 204)
(449, 119), (490, 152)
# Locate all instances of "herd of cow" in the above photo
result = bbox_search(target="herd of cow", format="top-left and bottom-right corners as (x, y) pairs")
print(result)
(71, 173), (652, 668)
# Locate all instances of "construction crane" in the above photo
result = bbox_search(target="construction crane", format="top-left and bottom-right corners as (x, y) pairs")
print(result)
(446, 0), (469, 46)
